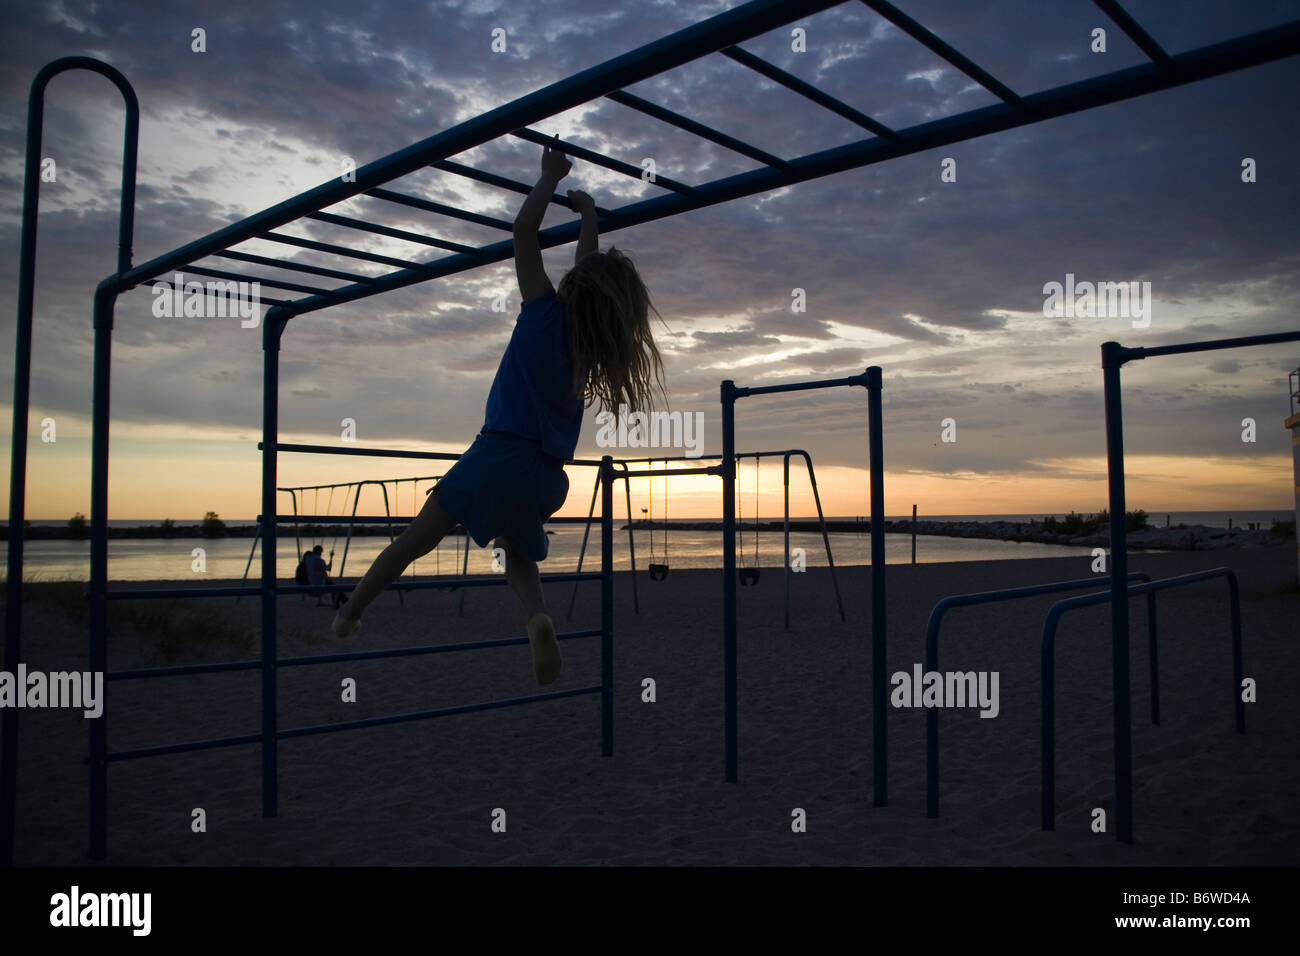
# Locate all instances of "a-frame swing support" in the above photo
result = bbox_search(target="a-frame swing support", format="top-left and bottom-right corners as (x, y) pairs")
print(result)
(7, 0), (1300, 864)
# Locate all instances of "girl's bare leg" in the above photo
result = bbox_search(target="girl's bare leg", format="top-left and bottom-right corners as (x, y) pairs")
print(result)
(496, 538), (561, 684)
(341, 491), (459, 621)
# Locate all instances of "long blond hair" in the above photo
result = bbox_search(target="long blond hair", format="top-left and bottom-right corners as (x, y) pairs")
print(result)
(559, 247), (667, 414)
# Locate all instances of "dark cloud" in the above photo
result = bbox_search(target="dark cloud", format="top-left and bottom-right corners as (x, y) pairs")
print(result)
(1, 0), (1296, 496)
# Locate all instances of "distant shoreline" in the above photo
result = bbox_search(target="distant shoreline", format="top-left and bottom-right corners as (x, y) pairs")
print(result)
(5, 516), (1292, 552)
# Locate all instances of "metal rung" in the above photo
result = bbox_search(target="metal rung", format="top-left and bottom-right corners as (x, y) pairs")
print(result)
(511, 127), (697, 194)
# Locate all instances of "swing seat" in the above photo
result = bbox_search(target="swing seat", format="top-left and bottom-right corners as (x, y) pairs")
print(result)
(648, 562), (670, 581)
(739, 567), (760, 587)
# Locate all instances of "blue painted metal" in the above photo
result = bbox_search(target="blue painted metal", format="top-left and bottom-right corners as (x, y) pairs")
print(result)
(1040, 568), (1245, 832)
(722, 382), (739, 783)
(5, 56), (138, 869)
(924, 572), (1152, 820)
(601, 457), (615, 756)
(719, 369), (880, 797)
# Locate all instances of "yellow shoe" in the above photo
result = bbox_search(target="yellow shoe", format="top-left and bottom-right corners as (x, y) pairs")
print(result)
(526, 612), (562, 685)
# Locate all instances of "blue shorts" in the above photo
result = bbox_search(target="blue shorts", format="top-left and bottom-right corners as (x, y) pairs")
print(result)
(433, 429), (569, 562)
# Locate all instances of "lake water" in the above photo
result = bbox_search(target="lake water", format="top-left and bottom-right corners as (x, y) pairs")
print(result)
(5, 527), (1101, 583)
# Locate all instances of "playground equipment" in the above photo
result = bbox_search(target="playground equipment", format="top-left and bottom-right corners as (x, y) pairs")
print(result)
(566, 449), (846, 629)
(8, 0), (1300, 864)
(239, 476), (460, 598)
(737, 455), (761, 587)
(647, 461), (670, 582)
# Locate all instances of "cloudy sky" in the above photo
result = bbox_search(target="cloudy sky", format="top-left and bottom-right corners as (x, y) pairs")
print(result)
(2, 0), (1298, 522)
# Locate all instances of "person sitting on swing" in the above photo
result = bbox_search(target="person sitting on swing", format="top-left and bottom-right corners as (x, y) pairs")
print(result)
(302, 544), (343, 608)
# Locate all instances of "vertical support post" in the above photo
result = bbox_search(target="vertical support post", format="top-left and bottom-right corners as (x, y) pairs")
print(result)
(911, 504), (917, 565)
(866, 366), (887, 807)
(1227, 572), (1245, 733)
(721, 381), (738, 783)
(1147, 592), (1160, 725)
(261, 309), (288, 820)
(783, 453), (791, 631)
(8, 56), (138, 868)
(88, 285), (118, 861)
(1101, 341), (1133, 844)
(600, 456), (614, 756)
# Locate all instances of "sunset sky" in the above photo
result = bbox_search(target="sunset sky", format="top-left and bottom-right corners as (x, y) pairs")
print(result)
(2, 0), (1298, 522)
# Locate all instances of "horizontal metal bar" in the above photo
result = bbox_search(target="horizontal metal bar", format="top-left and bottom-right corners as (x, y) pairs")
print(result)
(278, 475), (442, 494)
(619, 466), (723, 479)
(109, 658), (262, 680)
(721, 45), (899, 140)
(278, 685), (603, 739)
(183, 264), (337, 297)
(227, 17), (1300, 320)
(1118, 330), (1300, 364)
(1093, 0), (1173, 69)
(260, 231), (426, 269)
(106, 586), (263, 600)
(107, 732), (262, 763)
(215, 250), (378, 284)
(365, 187), (515, 231)
(307, 211), (485, 256)
(431, 160), (617, 218)
(859, 0), (1023, 106)
(279, 573), (602, 596)
(606, 89), (791, 169)
(511, 127), (697, 194)
(263, 513), (605, 525)
(270, 441), (463, 460)
(113, 0), (840, 291)
(733, 371), (870, 397)
(277, 628), (601, 668)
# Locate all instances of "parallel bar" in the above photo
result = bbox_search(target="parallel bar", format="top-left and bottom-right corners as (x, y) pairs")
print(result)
(733, 372), (870, 397)
(116, 0), (841, 291)
(432, 159), (617, 218)
(272, 441), (463, 461)
(275, 21), (1300, 320)
(924, 572), (1151, 819)
(183, 264), (337, 297)
(605, 89), (792, 169)
(859, 0), (1024, 106)
(107, 733), (263, 763)
(260, 230), (426, 269)
(1121, 330), (1300, 363)
(109, 659), (261, 680)
(1092, 0), (1173, 69)
(365, 187), (515, 230)
(619, 466), (723, 479)
(511, 127), (698, 195)
(279, 685), (603, 739)
(721, 45), (900, 140)
(215, 250), (378, 284)
(1040, 568), (1245, 832)
(306, 211), (486, 256)
(277, 629), (600, 667)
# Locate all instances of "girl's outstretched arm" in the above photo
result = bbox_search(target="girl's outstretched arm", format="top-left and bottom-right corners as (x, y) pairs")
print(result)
(568, 189), (598, 265)
(513, 138), (571, 304)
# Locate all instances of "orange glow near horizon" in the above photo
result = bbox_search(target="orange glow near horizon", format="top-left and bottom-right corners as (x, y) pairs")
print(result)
(2, 436), (1292, 522)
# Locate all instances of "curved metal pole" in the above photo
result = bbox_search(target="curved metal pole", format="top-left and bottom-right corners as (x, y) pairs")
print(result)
(5, 57), (138, 868)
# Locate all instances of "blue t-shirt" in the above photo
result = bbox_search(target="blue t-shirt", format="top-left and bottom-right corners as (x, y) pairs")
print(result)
(302, 551), (328, 585)
(483, 290), (584, 462)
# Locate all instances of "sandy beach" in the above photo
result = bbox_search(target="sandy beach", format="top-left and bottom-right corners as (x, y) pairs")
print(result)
(5, 546), (1297, 866)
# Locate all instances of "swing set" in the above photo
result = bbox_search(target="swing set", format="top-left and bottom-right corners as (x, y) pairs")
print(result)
(568, 449), (846, 630)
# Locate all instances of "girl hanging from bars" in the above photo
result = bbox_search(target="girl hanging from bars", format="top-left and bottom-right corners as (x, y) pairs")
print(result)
(333, 138), (667, 685)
